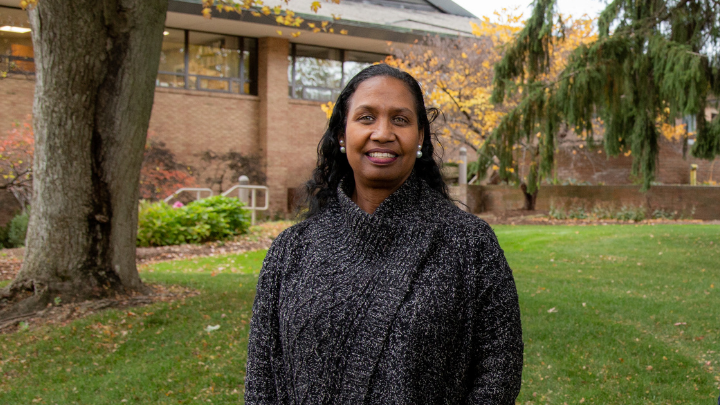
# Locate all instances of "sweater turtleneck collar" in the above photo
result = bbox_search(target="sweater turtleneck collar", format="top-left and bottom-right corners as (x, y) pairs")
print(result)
(334, 171), (428, 235)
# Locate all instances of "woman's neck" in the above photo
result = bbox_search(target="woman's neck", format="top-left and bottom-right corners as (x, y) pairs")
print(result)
(351, 188), (390, 214)
(351, 180), (407, 214)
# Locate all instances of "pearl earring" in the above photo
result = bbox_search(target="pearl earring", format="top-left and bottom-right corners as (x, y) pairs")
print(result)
(339, 139), (346, 154)
(416, 144), (423, 158)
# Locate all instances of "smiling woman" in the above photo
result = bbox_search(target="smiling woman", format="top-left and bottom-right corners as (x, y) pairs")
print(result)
(340, 75), (425, 212)
(244, 64), (524, 404)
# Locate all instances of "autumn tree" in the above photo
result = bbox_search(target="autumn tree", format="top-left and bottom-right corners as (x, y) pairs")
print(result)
(1, 0), (341, 317)
(386, 11), (523, 153)
(489, 0), (720, 196)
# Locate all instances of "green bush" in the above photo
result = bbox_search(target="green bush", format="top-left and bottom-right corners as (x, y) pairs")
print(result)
(651, 209), (678, 220)
(0, 210), (30, 248)
(548, 204), (567, 220)
(614, 205), (646, 222)
(567, 207), (588, 220)
(137, 196), (250, 247)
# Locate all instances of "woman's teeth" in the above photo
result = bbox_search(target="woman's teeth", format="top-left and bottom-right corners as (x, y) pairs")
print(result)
(368, 152), (396, 158)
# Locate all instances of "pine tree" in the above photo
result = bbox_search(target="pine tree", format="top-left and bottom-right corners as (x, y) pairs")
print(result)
(487, 0), (720, 194)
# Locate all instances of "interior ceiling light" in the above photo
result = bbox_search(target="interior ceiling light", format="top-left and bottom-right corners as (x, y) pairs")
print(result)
(163, 31), (170, 35)
(0, 26), (31, 33)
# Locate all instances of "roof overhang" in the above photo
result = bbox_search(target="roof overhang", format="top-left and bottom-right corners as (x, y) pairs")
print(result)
(168, 0), (461, 51)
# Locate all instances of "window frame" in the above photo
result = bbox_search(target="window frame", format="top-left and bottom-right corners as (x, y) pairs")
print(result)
(157, 27), (258, 96)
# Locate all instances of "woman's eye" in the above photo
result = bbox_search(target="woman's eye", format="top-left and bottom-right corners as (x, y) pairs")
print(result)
(359, 115), (374, 122)
(393, 116), (409, 124)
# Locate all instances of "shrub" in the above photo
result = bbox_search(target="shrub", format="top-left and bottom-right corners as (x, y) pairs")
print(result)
(137, 196), (250, 247)
(591, 204), (614, 219)
(614, 205), (646, 222)
(548, 204), (567, 220)
(651, 209), (678, 220)
(567, 207), (588, 220)
(139, 136), (195, 201)
(0, 209), (30, 248)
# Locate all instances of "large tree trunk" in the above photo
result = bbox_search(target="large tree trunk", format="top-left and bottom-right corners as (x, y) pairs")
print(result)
(1, 0), (168, 315)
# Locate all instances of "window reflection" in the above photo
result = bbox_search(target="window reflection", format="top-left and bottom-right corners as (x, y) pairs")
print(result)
(288, 44), (386, 102)
(157, 28), (185, 88)
(0, 6), (35, 74)
(157, 28), (257, 95)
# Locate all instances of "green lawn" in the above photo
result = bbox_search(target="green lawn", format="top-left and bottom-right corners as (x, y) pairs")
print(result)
(502, 225), (720, 404)
(1, 225), (719, 404)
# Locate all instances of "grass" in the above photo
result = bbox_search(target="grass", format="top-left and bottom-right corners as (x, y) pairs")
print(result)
(0, 250), (267, 404)
(502, 224), (720, 404)
(0, 224), (718, 404)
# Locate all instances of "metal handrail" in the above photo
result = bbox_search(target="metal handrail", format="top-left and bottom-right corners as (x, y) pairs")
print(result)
(222, 184), (269, 225)
(163, 188), (214, 203)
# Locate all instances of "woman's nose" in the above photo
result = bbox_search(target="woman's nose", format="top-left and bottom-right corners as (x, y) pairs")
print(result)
(370, 117), (394, 142)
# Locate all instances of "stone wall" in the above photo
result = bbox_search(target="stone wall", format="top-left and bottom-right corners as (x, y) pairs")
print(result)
(454, 184), (720, 220)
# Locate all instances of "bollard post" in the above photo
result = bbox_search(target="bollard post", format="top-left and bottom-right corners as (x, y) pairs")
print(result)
(238, 175), (250, 204)
(690, 164), (698, 186)
(458, 147), (467, 185)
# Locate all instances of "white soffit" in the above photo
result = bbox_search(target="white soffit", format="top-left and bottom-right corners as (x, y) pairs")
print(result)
(166, 11), (402, 54)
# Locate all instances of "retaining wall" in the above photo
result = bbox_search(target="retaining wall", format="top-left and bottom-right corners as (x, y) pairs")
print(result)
(451, 184), (720, 220)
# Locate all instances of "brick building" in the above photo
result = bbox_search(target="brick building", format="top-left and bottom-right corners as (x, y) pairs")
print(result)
(0, 0), (477, 219)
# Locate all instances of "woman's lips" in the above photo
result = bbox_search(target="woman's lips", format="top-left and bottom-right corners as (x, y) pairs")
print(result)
(366, 151), (398, 164)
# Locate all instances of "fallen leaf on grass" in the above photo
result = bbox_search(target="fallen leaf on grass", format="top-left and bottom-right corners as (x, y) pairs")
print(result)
(547, 307), (558, 313)
(674, 322), (686, 326)
(646, 365), (653, 371)
(204, 325), (220, 333)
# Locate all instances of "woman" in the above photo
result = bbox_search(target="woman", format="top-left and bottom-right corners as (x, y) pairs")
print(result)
(245, 64), (523, 404)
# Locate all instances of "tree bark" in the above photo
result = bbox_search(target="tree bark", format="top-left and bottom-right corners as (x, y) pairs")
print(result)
(1, 0), (168, 314)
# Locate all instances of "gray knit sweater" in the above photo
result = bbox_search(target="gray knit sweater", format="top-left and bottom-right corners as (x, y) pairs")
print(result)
(245, 174), (523, 404)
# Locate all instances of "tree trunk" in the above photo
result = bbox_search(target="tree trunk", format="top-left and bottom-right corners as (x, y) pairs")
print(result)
(1, 0), (168, 315)
(520, 182), (538, 211)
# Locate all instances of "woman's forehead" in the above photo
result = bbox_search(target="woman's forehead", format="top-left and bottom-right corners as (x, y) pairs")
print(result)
(349, 76), (416, 112)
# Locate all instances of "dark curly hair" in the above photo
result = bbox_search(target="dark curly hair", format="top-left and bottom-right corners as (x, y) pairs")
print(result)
(301, 64), (450, 219)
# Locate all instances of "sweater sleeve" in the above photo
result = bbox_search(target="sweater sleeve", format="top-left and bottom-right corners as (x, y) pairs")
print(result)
(465, 227), (524, 404)
(244, 232), (290, 404)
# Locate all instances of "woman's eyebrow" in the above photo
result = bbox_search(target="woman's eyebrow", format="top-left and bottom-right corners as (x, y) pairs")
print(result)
(353, 105), (414, 115)
(352, 105), (376, 113)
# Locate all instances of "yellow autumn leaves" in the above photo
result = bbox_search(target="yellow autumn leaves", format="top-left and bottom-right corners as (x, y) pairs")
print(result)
(201, 0), (347, 37)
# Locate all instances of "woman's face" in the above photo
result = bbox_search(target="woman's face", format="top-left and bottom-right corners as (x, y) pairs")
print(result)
(340, 76), (423, 193)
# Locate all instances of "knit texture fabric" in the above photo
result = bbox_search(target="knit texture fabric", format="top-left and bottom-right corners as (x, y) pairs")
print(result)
(245, 174), (523, 404)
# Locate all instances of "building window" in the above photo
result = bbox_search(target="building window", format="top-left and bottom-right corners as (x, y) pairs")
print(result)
(683, 114), (697, 134)
(0, 6), (35, 74)
(288, 44), (386, 102)
(157, 28), (258, 95)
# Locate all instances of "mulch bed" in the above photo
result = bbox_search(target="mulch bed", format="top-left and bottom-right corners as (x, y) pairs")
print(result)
(0, 283), (199, 334)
